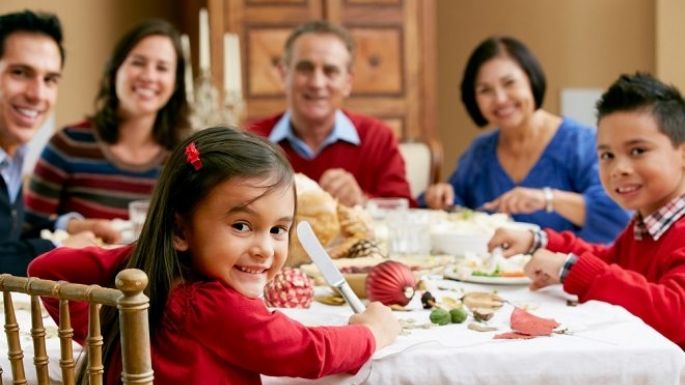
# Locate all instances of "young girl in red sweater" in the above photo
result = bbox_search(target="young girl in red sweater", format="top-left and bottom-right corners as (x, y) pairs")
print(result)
(28, 126), (400, 385)
(489, 72), (685, 348)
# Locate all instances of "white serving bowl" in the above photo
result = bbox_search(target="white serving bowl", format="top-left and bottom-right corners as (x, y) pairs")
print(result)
(430, 229), (491, 256)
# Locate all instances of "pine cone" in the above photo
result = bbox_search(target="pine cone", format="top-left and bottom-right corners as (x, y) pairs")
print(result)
(345, 239), (384, 259)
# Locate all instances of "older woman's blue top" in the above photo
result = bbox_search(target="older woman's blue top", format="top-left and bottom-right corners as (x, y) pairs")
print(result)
(421, 117), (630, 244)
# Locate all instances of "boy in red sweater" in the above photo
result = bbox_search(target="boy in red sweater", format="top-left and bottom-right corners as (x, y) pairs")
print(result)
(489, 72), (685, 347)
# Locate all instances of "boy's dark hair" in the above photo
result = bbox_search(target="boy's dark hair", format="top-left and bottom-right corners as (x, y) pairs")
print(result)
(596, 72), (685, 146)
(460, 36), (546, 127)
(81, 126), (294, 384)
(282, 20), (355, 68)
(91, 19), (190, 150)
(0, 10), (65, 66)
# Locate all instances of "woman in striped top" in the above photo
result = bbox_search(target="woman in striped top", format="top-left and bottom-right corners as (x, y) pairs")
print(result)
(25, 19), (190, 240)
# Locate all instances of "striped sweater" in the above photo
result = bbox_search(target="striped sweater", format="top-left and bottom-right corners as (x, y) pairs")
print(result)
(24, 121), (166, 222)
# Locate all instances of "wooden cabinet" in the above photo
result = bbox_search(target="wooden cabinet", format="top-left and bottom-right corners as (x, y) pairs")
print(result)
(186, 0), (436, 140)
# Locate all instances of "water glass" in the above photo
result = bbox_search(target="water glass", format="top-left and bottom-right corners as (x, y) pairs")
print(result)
(386, 209), (431, 256)
(128, 200), (150, 239)
(366, 197), (409, 219)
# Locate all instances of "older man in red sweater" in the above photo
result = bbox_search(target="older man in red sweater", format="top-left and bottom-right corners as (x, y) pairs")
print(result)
(247, 20), (412, 207)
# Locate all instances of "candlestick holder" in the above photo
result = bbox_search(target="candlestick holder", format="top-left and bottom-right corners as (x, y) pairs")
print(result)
(189, 70), (224, 130)
(223, 89), (245, 128)
(189, 70), (246, 131)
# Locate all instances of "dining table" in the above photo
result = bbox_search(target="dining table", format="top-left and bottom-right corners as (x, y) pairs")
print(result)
(262, 276), (685, 385)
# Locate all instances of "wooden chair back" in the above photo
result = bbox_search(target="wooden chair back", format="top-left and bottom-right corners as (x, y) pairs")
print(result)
(0, 269), (153, 385)
(399, 138), (443, 198)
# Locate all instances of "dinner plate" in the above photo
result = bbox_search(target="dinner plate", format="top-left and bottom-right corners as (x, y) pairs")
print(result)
(443, 271), (531, 285)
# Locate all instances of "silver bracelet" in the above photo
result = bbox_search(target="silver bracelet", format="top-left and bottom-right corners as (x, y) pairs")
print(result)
(543, 187), (554, 213)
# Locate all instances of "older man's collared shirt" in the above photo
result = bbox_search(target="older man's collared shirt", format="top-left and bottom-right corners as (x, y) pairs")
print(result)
(634, 193), (685, 241)
(269, 110), (360, 160)
(0, 146), (27, 204)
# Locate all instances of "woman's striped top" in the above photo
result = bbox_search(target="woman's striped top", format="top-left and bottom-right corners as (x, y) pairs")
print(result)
(24, 121), (166, 222)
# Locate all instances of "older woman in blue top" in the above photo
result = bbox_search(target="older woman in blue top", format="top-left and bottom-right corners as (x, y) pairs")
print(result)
(423, 36), (629, 243)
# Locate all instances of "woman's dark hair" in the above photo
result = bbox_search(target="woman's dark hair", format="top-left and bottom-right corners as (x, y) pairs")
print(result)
(91, 19), (190, 149)
(78, 126), (294, 384)
(460, 36), (546, 127)
(596, 72), (685, 146)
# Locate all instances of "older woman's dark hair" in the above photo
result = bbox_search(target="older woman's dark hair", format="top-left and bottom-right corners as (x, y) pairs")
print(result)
(460, 36), (546, 127)
(91, 19), (190, 149)
(596, 72), (685, 146)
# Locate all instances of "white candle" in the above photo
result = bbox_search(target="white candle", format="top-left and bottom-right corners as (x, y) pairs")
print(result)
(180, 34), (194, 104)
(199, 8), (210, 72)
(223, 33), (242, 97)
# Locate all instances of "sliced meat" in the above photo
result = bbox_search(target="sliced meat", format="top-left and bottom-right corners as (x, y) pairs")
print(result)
(494, 331), (536, 340)
(510, 307), (559, 336)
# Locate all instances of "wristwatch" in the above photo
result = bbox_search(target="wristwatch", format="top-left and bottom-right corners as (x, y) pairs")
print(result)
(543, 187), (554, 213)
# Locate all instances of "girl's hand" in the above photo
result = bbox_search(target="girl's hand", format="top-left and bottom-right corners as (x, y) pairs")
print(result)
(523, 249), (566, 290)
(424, 183), (454, 210)
(349, 301), (400, 350)
(488, 228), (533, 257)
(482, 187), (546, 214)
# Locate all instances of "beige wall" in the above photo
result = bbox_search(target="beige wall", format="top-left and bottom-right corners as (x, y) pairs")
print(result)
(656, 0), (685, 90)
(436, 0), (655, 177)
(0, 0), (175, 129)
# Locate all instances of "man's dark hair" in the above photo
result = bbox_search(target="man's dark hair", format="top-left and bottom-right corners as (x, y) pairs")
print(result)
(282, 20), (355, 68)
(0, 10), (65, 66)
(597, 72), (685, 146)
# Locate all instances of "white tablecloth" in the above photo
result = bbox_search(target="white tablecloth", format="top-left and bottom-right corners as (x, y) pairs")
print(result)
(0, 293), (82, 385)
(262, 279), (685, 385)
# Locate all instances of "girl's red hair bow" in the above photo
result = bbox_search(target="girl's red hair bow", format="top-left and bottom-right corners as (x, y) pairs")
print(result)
(185, 142), (203, 171)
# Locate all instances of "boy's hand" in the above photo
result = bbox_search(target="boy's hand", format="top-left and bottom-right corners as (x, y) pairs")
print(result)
(487, 228), (533, 257)
(524, 249), (566, 290)
(349, 301), (400, 350)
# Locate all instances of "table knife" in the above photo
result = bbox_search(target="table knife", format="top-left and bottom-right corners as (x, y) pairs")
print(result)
(296, 221), (366, 313)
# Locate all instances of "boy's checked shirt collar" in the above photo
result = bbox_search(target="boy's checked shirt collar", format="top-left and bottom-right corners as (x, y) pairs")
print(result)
(269, 110), (360, 160)
(634, 193), (685, 241)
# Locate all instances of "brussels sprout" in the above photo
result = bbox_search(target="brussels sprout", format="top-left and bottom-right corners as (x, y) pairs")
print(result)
(429, 308), (450, 325)
(449, 307), (468, 324)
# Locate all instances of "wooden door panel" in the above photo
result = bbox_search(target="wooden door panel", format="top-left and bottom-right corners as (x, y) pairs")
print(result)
(246, 28), (289, 97)
(381, 117), (403, 139)
(350, 27), (403, 95)
(240, 0), (323, 23)
(346, 0), (400, 4)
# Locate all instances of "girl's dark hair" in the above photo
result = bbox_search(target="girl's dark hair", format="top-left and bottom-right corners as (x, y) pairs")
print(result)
(596, 72), (685, 146)
(79, 126), (294, 385)
(91, 19), (190, 149)
(460, 36), (546, 127)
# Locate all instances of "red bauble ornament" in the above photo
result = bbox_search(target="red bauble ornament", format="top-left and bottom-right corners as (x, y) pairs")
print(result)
(365, 260), (416, 306)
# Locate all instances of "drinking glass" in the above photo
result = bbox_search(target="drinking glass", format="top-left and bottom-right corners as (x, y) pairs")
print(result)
(128, 200), (150, 239)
